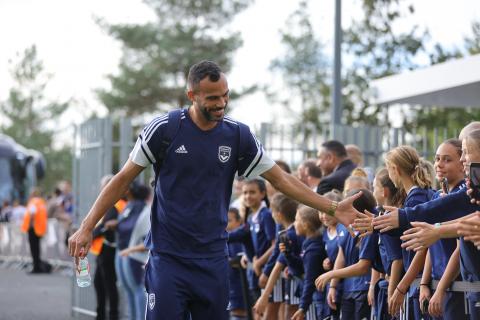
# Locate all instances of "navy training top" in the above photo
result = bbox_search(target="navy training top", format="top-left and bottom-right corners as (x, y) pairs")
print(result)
(228, 238), (245, 303)
(130, 109), (275, 258)
(323, 223), (347, 292)
(401, 188), (435, 273)
(277, 225), (306, 277)
(338, 231), (375, 293)
(429, 181), (465, 280)
(298, 235), (327, 311)
(263, 223), (284, 276)
(248, 206), (276, 258)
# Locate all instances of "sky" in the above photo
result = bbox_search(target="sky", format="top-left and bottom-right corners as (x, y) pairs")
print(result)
(0, 0), (479, 140)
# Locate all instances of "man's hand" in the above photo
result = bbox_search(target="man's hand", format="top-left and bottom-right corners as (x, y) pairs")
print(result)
(373, 206), (399, 233)
(400, 222), (439, 251)
(315, 271), (332, 291)
(335, 191), (364, 228)
(68, 224), (93, 258)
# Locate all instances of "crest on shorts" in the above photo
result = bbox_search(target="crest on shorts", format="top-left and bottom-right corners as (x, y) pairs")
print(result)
(218, 146), (231, 163)
(148, 293), (155, 310)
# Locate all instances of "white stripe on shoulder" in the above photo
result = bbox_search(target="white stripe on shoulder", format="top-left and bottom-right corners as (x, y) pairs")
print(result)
(223, 118), (238, 125)
(224, 116), (238, 123)
(144, 115), (168, 137)
(145, 120), (168, 142)
(243, 130), (261, 176)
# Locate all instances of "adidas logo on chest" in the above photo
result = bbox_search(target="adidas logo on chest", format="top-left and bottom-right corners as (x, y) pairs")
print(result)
(175, 145), (188, 154)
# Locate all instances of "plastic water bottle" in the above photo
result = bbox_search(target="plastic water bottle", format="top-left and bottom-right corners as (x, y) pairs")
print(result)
(75, 257), (91, 287)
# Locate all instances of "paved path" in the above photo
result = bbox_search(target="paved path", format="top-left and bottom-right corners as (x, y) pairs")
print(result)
(0, 267), (72, 320)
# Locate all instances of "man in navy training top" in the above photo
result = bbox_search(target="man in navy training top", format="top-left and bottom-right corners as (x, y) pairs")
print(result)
(68, 60), (361, 320)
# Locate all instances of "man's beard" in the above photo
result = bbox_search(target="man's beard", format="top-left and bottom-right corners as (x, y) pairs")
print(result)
(199, 104), (227, 122)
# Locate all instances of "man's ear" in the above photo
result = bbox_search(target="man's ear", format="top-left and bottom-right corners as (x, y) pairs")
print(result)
(186, 89), (195, 102)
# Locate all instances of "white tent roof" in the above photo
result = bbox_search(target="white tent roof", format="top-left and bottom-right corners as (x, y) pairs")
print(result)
(370, 54), (480, 107)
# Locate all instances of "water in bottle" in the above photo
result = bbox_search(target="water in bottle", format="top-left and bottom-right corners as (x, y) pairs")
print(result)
(75, 257), (91, 287)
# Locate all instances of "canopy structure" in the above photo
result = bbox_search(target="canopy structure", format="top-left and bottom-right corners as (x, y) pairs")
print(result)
(370, 54), (480, 107)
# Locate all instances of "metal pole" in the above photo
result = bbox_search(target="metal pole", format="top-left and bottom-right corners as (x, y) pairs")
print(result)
(330, 0), (342, 139)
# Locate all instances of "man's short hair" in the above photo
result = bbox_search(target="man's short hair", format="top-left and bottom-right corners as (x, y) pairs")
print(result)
(321, 140), (347, 158)
(303, 160), (322, 179)
(187, 60), (222, 91)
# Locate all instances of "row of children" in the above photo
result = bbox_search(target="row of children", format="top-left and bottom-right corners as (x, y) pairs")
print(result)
(225, 121), (480, 320)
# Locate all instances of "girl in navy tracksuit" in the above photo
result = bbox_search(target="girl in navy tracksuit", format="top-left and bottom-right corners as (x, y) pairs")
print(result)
(257, 193), (299, 319)
(227, 207), (248, 319)
(287, 205), (328, 320)
(319, 190), (345, 320)
(419, 139), (468, 320)
(373, 168), (406, 320)
(253, 195), (304, 319)
(315, 189), (378, 320)
(229, 179), (275, 305)
(384, 146), (435, 320)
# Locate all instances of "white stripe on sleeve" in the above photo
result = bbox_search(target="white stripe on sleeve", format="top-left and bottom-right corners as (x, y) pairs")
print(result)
(129, 137), (150, 167)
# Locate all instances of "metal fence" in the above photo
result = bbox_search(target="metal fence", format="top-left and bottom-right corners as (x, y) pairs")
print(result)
(71, 117), (135, 319)
(254, 123), (459, 170)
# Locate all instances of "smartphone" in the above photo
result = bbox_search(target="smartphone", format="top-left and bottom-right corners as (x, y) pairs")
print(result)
(421, 299), (429, 314)
(469, 163), (480, 201)
(278, 230), (291, 254)
(441, 177), (449, 195)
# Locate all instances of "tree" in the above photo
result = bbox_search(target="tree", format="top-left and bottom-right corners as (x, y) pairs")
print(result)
(268, 0), (331, 136)
(96, 0), (253, 117)
(0, 45), (72, 191)
(342, 0), (426, 126)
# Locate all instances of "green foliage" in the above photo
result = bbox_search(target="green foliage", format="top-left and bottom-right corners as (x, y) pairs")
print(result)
(268, 0), (330, 136)
(343, 0), (426, 125)
(96, 0), (253, 117)
(0, 45), (72, 192)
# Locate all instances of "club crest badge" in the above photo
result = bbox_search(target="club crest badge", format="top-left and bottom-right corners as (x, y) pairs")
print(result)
(218, 146), (231, 163)
(148, 293), (155, 310)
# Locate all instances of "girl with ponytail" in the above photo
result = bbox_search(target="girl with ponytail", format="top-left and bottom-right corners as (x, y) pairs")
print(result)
(384, 146), (436, 319)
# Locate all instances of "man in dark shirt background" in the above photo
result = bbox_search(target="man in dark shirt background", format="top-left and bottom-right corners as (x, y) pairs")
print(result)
(316, 140), (357, 195)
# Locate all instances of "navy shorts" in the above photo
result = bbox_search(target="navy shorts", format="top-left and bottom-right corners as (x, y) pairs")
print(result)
(145, 252), (229, 320)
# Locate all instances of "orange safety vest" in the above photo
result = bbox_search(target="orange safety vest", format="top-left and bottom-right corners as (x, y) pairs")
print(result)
(21, 197), (48, 237)
(90, 199), (127, 256)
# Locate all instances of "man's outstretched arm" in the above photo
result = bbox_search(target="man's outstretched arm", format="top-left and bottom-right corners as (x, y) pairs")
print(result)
(262, 165), (361, 227)
(69, 159), (145, 258)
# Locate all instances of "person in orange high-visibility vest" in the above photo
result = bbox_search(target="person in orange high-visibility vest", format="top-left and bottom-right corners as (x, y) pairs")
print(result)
(21, 188), (50, 273)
